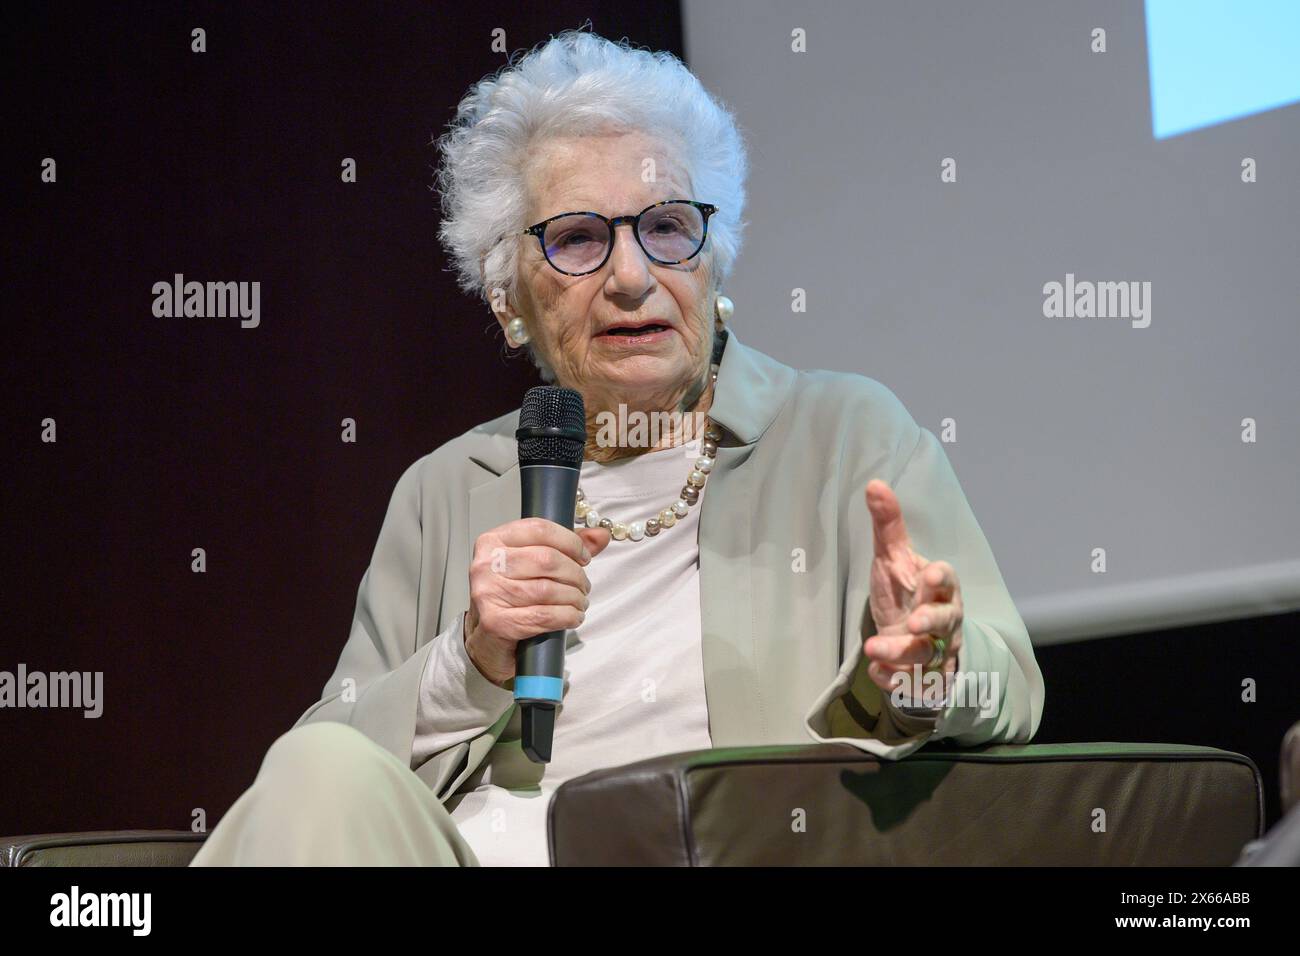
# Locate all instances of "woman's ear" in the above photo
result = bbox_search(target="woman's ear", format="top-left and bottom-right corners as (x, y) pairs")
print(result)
(497, 308), (513, 341)
(485, 283), (514, 331)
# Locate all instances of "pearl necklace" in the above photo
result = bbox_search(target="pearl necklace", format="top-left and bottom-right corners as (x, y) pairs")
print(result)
(574, 363), (721, 542)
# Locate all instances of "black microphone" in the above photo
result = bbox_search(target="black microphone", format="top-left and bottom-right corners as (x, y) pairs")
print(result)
(513, 385), (586, 763)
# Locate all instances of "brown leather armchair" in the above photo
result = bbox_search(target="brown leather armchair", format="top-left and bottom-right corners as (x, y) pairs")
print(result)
(8, 733), (1287, 866)
(547, 741), (1265, 866)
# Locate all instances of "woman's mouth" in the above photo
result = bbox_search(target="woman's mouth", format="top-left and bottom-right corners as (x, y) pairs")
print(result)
(595, 323), (673, 345)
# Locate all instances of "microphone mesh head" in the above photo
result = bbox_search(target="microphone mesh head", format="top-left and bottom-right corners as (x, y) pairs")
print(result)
(519, 386), (585, 466)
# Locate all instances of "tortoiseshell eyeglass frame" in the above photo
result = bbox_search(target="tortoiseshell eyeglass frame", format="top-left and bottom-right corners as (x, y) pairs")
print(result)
(513, 199), (719, 277)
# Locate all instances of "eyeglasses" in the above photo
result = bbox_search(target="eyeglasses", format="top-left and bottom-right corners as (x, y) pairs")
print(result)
(515, 199), (718, 277)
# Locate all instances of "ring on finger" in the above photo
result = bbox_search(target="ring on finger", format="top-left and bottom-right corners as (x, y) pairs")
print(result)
(925, 635), (946, 669)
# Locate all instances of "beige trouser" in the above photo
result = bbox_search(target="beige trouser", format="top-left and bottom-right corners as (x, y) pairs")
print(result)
(189, 721), (480, 866)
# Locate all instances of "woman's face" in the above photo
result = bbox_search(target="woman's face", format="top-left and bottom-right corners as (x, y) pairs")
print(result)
(502, 130), (716, 412)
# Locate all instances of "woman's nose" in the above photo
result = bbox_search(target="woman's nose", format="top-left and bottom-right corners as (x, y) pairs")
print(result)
(605, 223), (654, 296)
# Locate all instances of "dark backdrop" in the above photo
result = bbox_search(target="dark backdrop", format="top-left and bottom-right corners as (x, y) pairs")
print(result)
(0, 1), (683, 834)
(1, 1), (1290, 837)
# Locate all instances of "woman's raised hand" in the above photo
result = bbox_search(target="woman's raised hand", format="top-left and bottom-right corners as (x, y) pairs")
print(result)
(862, 479), (964, 703)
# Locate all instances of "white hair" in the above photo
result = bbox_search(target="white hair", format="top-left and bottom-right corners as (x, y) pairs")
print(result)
(433, 27), (750, 329)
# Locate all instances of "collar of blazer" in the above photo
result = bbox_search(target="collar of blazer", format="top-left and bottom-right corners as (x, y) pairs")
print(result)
(465, 326), (799, 476)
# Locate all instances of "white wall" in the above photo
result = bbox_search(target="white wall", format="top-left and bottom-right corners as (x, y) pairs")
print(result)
(684, 0), (1300, 643)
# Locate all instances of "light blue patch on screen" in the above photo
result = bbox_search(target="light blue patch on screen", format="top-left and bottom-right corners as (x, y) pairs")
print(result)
(1146, 0), (1300, 138)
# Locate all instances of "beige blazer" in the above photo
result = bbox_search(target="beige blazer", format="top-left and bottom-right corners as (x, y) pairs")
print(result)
(294, 328), (1045, 802)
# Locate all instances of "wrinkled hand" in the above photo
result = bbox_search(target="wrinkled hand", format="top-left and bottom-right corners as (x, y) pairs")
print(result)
(863, 479), (963, 704)
(465, 518), (612, 686)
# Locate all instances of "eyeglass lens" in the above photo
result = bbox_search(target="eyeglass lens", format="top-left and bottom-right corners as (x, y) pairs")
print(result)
(541, 202), (706, 273)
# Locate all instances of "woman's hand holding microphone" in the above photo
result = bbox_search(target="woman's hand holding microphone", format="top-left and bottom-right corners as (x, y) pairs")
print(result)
(463, 518), (613, 686)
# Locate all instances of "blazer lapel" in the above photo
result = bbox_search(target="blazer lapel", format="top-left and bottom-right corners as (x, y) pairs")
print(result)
(696, 441), (758, 747)
(695, 328), (798, 746)
(467, 463), (521, 560)
(454, 412), (522, 631)
(463, 460), (522, 640)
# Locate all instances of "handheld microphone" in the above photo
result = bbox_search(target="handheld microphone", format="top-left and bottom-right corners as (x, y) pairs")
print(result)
(514, 385), (586, 764)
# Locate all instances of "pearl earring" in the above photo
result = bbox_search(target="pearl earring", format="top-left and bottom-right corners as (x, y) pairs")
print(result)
(714, 294), (734, 324)
(506, 316), (530, 346)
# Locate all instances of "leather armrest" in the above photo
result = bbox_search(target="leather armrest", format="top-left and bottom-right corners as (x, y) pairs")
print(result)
(1282, 720), (1299, 814)
(0, 830), (207, 867)
(548, 741), (1263, 866)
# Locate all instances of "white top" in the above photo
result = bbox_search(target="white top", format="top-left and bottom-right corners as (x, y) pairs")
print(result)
(413, 438), (714, 866)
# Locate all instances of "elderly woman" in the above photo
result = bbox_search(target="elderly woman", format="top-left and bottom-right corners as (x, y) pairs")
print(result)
(192, 30), (1042, 867)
